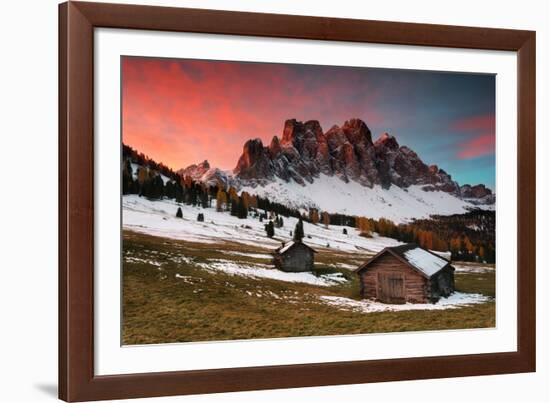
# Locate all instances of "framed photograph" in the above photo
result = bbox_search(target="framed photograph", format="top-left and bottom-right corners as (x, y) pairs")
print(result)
(59, 1), (536, 401)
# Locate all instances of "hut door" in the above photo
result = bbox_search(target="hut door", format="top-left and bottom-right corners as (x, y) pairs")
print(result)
(377, 273), (405, 304)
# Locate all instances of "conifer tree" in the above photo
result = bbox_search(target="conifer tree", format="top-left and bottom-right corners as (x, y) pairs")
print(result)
(176, 207), (183, 218)
(237, 197), (248, 219)
(293, 218), (304, 242)
(230, 199), (238, 217)
(265, 220), (275, 238)
(200, 191), (209, 208)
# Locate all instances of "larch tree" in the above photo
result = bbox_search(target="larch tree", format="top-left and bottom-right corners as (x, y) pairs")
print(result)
(322, 212), (330, 228)
(309, 208), (320, 224)
(216, 188), (227, 212)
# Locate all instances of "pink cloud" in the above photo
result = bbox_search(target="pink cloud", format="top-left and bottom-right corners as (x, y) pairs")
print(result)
(451, 114), (495, 160)
(457, 133), (495, 159)
(451, 114), (495, 133)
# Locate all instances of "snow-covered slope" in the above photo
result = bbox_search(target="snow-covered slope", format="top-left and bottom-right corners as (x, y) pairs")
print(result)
(239, 174), (493, 224)
(122, 195), (401, 253)
(130, 162), (172, 185)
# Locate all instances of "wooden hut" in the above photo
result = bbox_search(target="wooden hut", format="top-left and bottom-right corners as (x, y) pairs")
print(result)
(273, 240), (316, 272)
(355, 243), (455, 304)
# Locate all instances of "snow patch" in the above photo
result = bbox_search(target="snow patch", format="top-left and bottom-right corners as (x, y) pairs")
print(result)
(124, 256), (162, 267)
(196, 259), (346, 286)
(319, 292), (491, 313)
(332, 263), (359, 270)
(226, 251), (273, 259)
(454, 264), (495, 274)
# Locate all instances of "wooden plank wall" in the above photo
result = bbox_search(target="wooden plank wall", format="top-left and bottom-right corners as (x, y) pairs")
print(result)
(360, 253), (429, 303)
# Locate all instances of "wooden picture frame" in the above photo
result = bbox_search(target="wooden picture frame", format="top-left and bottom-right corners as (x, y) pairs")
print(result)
(59, 1), (536, 401)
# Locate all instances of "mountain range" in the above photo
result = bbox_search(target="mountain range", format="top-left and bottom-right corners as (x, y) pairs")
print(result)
(178, 118), (494, 206)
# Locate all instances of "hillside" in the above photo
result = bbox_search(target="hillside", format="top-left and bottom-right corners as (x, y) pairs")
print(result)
(123, 195), (400, 253)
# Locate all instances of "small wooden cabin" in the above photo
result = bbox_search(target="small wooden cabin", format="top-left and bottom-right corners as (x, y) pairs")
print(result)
(355, 244), (455, 304)
(273, 241), (316, 272)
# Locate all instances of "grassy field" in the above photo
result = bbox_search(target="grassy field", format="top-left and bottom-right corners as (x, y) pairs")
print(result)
(122, 230), (495, 345)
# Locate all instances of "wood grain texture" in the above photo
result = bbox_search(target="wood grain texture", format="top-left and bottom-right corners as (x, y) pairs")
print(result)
(58, 4), (67, 400)
(59, 2), (95, 400)
(59, 1), (536, 401)
(360, 254), (429, 303)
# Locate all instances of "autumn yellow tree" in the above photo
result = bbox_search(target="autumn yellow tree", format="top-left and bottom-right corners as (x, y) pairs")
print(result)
(416, 230), (433, 250)
(478, 246), (486, 261)
(216, 188), (228, 212)
(432, 234), (448, 252)
(449, 237), (461, 254)
(228, 186), (239, 206)
(137, 166), (149, 184)
(322, 212), (330, 228)
(241, 191), (251, 211)
(248, 194), (258, 209)
(424, 231), (433, 250)
(309, 208), (320, 224)
(356, 216), (372, 236)
(377, 218), (397, 237)
(463, 235), (474, 253)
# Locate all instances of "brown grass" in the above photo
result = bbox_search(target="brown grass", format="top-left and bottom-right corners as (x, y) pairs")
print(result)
(122, 231), (495, 345)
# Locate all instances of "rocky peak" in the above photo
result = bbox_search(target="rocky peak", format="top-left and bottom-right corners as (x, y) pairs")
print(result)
(460, 184), (493, 199)
(268, 135), (281, 157)
(341, 118), (373, 146)
(234, 138), (273, 180)
(226, 117), (492, 204)
(280, 119), (323, 161)
(240, 138), (264, 164)
(177, 160), (211, 180)
(374, 132), (399, 150)
(428, 164), (439, 175)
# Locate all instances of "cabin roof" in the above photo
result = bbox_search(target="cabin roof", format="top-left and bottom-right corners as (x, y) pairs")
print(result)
(356, 243), (452, 278)
(275, 240), (317, 255)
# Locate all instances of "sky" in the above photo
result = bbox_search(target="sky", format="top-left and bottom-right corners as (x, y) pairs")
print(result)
(122, 56), (495, 189)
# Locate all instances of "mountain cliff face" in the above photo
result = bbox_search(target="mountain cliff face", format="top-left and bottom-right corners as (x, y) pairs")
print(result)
(178, 118), (494, 213)
(177, 160), (211, 179)
(233, 118), (468, 195)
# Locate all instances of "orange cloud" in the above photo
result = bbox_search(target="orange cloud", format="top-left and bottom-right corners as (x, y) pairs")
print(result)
(122, 57), (383, 170)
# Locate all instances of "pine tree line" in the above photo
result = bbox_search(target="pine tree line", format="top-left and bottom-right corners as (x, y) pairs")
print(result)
(123, 143), (494, 260)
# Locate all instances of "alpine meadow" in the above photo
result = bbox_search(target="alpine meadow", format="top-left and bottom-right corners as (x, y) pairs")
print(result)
(121, 56), (496, 345)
